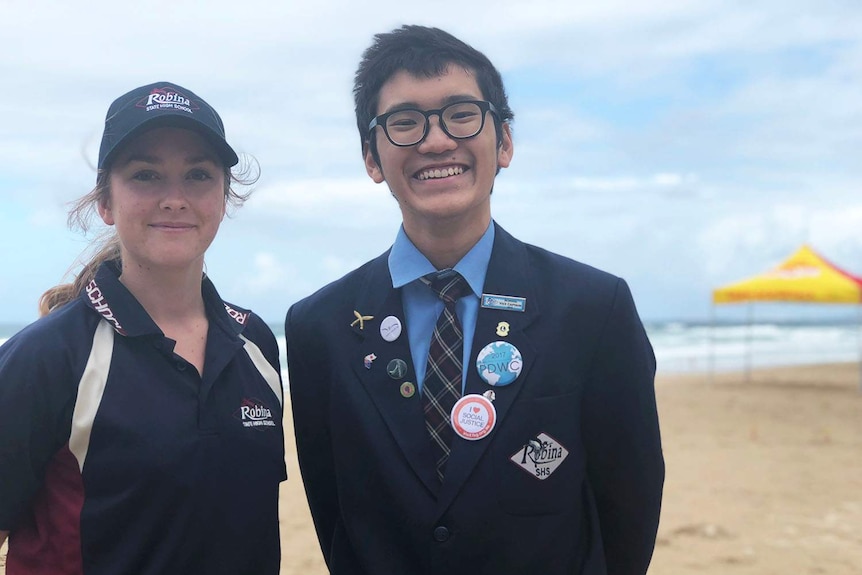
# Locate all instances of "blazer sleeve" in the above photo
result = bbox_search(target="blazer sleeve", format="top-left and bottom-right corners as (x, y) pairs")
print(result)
(284, 304), (341, 568)
(581, 278), (664, 575)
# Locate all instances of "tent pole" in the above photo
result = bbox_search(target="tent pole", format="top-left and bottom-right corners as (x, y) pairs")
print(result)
(858, 304), (861, 393)
(709, 304), (715, 384)
(745, 303), (753, 384)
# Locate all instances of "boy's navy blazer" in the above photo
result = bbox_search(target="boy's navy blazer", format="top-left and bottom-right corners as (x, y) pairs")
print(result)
(286, 223), (664, 575)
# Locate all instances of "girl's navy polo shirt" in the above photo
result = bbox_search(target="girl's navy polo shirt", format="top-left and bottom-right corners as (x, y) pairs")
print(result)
(0, 262), (286, 574)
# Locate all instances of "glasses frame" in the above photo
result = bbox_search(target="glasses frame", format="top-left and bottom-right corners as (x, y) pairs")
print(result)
(368, 100), (500, 147)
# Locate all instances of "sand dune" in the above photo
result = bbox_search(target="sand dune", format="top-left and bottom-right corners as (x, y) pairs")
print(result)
(3, 363), (860, 574)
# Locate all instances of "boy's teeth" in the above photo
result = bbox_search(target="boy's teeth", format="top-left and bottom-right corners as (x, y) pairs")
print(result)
(418, 166), (464, 180)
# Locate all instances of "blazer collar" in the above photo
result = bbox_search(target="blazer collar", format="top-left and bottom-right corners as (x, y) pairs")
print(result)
(349, 251), (441, 494)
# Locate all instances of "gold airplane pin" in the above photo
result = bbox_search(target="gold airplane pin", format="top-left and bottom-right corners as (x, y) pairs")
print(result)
(350, 310), (374, 330)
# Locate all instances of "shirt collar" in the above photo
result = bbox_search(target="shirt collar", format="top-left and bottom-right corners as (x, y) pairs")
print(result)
(84, 260), (249, 338)
(388, 221), (495, 297)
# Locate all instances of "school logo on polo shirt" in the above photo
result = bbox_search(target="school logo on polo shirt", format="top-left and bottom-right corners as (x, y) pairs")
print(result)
(233, 398), (276, 429)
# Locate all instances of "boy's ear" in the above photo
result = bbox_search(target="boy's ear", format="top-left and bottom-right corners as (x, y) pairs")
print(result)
(363, 142), (385, 184)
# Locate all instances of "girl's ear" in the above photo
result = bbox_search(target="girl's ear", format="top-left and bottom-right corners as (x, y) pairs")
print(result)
(97, 194), (114, 226)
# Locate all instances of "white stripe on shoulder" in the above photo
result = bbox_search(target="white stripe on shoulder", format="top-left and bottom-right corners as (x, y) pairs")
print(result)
(239, 334), (283, 407)
(69, 320), (115, 472)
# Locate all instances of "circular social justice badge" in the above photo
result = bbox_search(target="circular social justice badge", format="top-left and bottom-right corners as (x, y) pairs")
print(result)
(475, 341), (523, 387)
(450, 394), (497, 440)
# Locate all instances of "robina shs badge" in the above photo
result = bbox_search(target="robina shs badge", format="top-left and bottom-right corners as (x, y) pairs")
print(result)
(476, 341), (522, 387)
(510, 432), (569, 480)
(450, 394), (496, 440)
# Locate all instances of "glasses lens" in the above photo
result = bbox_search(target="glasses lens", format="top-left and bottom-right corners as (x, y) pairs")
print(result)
(384, 110), (426, 146)
(442, 102), (484, 138)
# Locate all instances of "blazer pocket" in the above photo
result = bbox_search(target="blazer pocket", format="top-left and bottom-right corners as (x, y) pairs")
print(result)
(494, 392), (585, 516)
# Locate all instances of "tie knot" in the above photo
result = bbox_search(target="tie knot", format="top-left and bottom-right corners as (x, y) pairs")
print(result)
(421, 269), (470, 304)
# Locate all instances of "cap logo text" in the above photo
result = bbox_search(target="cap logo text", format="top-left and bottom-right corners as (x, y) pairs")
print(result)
(137, 87), (199, 114)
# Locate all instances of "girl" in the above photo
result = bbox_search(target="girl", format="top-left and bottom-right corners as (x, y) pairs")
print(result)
(0, 82), (285, 574)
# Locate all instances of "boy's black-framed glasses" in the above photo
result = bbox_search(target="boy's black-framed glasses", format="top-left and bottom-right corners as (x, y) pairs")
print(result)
(368, 100), (499, 147)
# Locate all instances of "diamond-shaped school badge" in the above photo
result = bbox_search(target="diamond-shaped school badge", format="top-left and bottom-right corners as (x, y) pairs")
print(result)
(509, 432), (568, 480)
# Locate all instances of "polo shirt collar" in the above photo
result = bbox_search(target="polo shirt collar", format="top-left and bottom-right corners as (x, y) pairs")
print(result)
(83, 260), (249, 338)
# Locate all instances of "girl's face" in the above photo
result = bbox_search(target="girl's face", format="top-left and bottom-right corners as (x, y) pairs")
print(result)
(99, 127), (226, 275)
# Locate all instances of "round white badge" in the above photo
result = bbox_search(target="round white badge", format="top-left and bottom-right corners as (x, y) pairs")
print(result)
(379, 315), (403, 342)
(450, 394), (497, 441)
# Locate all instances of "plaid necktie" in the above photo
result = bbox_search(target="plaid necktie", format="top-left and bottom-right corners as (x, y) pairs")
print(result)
(419, 269), (471, 482)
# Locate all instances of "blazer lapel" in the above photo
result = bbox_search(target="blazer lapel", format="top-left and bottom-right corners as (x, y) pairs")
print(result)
(348, 254), (440, 495)
(436, 224), (541, 512)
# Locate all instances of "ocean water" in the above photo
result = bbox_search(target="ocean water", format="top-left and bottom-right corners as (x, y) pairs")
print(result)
(2, 320), (860, 376)
(646, 321), (861, 374)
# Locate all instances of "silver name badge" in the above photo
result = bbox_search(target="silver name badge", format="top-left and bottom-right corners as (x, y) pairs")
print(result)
(481, 294), (526, 312)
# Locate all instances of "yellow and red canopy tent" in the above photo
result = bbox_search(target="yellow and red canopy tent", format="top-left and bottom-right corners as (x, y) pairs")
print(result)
(713, 244), (862, 304)
(711, 245), (862, 389)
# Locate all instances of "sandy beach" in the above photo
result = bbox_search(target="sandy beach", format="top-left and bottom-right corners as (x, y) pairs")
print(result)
(2, 363), (861, 574)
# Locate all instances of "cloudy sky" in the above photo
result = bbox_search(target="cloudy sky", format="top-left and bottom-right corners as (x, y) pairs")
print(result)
(2, 0), (860, 327)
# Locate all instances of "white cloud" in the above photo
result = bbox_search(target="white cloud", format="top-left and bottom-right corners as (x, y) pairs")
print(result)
(321, 255), (367, 277)
(250, 177), (381, 212)
(27, 207), (67, 229)
(244, 177), (402, 231)
(241, 253), (291, 294)
(697, 204), (862, 281)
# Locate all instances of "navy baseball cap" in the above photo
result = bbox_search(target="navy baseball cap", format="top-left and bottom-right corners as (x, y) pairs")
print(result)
(97, 81), (239, 171)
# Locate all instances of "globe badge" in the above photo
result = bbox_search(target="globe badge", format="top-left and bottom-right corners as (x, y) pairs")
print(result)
(475, 341), (523, 386)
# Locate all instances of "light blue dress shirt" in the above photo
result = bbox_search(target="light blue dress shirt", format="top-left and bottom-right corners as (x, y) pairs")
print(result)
(388, 222), (495, 393)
